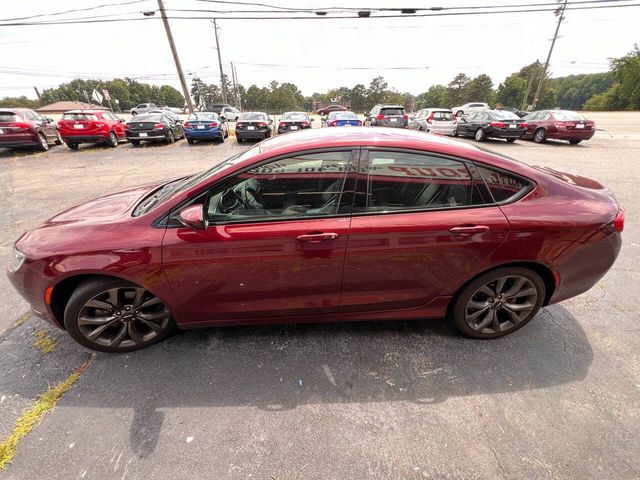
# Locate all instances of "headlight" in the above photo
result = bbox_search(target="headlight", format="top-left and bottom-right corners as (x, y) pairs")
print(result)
(9, 247), (26, 272)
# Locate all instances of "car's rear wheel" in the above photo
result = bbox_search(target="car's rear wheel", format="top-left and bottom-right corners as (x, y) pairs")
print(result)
(186, 137), (194, 144)
(450, 267), (545, 339)
(131, 140), (141, 147)
(506, 138), (517, 143)
(166, 130), (175, 144)
(66, 142), (79, 150)
(533, 128), (547, 143)
(108, 131), (118, 148)
(54, 131), (63, 145)
(569, 139), (582, 145)
(474, 128), (486, 142)
(224, 126), (229, 138)
(64, 278), (175, 352)
(36, 133), (49, 151)
(131, 111), (137, 116)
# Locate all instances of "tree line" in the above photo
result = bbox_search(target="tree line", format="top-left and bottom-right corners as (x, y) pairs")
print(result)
(1, 44), (638, 113)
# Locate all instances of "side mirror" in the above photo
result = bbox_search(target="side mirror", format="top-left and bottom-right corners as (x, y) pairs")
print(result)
(47, 117), (54, 123)
(178, 204), (207, 230)
(219, 115), (227, 122)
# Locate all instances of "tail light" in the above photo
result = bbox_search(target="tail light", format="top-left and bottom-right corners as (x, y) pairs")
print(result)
(426, 115), (433, 124)
(554, 123), (567, 129)
(357, 120), (362, 126)
(301, 121), (309, 127)
(207, 122), (219, 128)
(452, 117), (457, 123)
(236, 122), (244, 128)
(184, 122), (193, 128)
(330, 120), (337, 126)
(375, 114), (384, 120)
(8, 122), (30, 131)
(403, 114), (409, 120)
(490, 122), (507, 128)
(124, 123), (130, 130)
(518, 123), (527, 128)
(257, 122), (267, 127)
(95, 123), (104, 128)
(153, 123), (165, 129)
(614, 209), (625, 233)
(279, 122), (285, 129)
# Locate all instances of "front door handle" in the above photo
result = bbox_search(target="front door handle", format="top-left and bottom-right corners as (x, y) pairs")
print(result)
(449, 225), (490, 235)
(296, 232), (339, 243)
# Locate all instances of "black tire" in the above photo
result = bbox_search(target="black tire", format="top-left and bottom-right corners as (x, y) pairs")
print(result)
(131, 111), (137, 116)
(166, 130), (175, 144)
(66, 142), (79, 150)
(450, 266), (545, 339)
(569, 139), (582, 145)
(237, 136), (243, 143)
(218, 133), (225, 143)
(131, 140), (141, 147)
(533, 128), (547, 144)
(224, 127), (229, 138)
(186, 137), (194, 144)
(108, 131), (118, 148)
(474, 128), (486, 142)
(506, 138), (517, 143)
(36, 133), (49, 151)
(54, 130), (63, 145)
(63, 278), (175, 353)
(456, 110), (464, 117)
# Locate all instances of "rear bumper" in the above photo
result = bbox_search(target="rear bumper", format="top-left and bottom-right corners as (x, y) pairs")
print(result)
(278, 126), (311, 134)
(61, 135), (109, 144)
(126, 131), (166, 141)
(0, 132), (38, 147)
(372, 122), (408, 128)
(487, 128), (526, 138)
(236, 129), (269, 139)
(427, 125), (457, 135)
(184, 128), (223, 139)
(548, 130), (595, 141)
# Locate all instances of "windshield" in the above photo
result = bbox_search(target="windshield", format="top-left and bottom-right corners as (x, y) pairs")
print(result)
(239, 113), (266, 121)
(133, 145), (262, 216)
(552, 111), (585, 121)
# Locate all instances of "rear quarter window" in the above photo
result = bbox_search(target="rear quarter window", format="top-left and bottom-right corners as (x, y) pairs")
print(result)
(476, 165), (532, 203)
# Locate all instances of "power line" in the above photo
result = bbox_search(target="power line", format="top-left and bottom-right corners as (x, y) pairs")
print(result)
(233, 62), (429, 70)
(0, 0), (150, 22)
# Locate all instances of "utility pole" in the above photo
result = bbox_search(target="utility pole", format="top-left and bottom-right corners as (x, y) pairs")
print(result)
(33, 87), (41, 100)
(520, 59), (539, 111)
(233, 63), (241, 109)
(532, 0), (568, 110)
(212, 19), (228, 104)
(157, 0), (194, 113)
(230, 61), (240, 109)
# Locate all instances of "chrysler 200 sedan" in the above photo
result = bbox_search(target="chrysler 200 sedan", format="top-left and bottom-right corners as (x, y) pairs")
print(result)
(7, 128), (623, 352)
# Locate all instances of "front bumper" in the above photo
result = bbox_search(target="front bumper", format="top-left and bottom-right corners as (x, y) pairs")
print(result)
(7, 263), (61, 328)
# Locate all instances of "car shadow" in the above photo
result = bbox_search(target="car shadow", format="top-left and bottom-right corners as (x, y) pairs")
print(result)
(1, 304), (592, 458)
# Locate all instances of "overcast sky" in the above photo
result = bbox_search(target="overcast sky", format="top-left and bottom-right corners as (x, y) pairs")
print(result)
(1, 0), (639, 100)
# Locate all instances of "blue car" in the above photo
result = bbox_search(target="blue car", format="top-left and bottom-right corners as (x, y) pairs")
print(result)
(183, 112), (229, 144)
(324, 111), (362, 127)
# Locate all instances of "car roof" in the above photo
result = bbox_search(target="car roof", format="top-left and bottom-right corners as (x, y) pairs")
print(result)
(379, 104), (404, 108)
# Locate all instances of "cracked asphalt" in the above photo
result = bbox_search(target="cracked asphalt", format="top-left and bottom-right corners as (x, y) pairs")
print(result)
(0, 112), (638, 479)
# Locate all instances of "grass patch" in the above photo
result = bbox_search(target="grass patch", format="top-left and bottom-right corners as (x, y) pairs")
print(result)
(11, 312), (31, 329)
(33, 330), (56, 354)
(0, 355), (94, 470)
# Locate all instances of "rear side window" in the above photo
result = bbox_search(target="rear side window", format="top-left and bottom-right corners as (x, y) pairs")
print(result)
(0, 112), (20, 122)
(356, 151), (478, 212)
(476, 165), (531, 203)
(381, 107), (404, 116)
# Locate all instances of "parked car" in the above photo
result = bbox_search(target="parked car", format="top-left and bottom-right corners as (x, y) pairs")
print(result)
(57, 110), (127, 150)
(7, 128), (623, 352)
(497, 106), (528, 118)
(0, 108), (62, 151)
(277, 112), (313, 134)
(323, 111), (362, 127)
(207, 104), (241, 121)
(183, 112), (229, 144)
(235, 112), (274, 142)
(317, 104), (347, 116)
(363, 104), (408, 128)
(522, 110), (595, 145)
(451, 102), (490, 117)
(456, 110), (527, 142)
(130, 103), (158, 116)
(409, 108), (457, 135)
(125, 112), (184, 146)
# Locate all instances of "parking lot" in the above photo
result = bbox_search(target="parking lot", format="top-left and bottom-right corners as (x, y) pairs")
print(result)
(0, 112), (638, 479)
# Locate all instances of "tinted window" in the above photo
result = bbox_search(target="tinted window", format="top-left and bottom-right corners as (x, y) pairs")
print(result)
(381, 107), (404, 116)
(491, 111), (520, 120)
(206, 151), (352, 222)
(0, 112), (20, 122)
(239, 113), (266, 121)
(358, 151), (475, 212)
(476, 165), (531, 203)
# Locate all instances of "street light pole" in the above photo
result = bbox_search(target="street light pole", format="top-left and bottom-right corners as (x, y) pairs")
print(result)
(532, 0), (568, 110)
(212, 19), (228, 104)
(157, 0), (194, 113)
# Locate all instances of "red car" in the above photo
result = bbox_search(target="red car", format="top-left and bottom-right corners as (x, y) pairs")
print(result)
(317, 104), (347, 116)
(57, 109), (127, 150)
(7, 128), (623, 352)
(523, 110), (595, 145)
(0, 108), (63, 151)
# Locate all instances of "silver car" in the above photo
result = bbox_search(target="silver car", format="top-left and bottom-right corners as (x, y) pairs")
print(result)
(450, 102), (490, 118)
(409, 108), (457, 136)
(130, 103), (158, 116)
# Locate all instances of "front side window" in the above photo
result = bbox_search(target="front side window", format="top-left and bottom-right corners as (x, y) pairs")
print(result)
(356, 151), (479, 212)
(206, 151), (353, 223)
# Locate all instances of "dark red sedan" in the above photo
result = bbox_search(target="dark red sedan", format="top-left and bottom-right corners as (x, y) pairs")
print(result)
(7, 128), (623, 352)
(523, 110), (596, 144)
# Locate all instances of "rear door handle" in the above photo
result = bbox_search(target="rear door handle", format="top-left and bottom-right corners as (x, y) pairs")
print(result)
(296, 232), (339, 243)
(449, 225), (490, 234)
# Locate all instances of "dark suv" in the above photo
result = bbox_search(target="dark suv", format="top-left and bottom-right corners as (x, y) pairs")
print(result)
(364, 104), (408, 128)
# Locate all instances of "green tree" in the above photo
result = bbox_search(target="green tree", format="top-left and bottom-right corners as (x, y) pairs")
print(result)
(349, 84), (368, 112)
(0, 96), (40, 108)
(496, 74), (527, 108)
(466, 74), (495, 105)
(416, 85), (449, 109)
(610, 44), (640, 109)
(366, 76), (388, 109)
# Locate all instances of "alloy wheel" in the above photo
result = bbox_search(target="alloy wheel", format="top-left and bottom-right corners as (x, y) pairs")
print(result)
(76, 287), (171, 349)
(38, 133), (49, 151)
(109, 132), (117, 147)
(464, 275), (538, 334)
(475, 128), (485, 142)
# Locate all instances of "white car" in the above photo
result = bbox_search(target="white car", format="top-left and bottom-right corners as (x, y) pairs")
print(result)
(451, 102), (490, 117)
(130, 103), (158, 116)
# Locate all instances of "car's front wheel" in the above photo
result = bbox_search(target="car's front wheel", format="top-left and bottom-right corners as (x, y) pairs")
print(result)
(36, 133), (49, 151)
(450, 267), (545, 339)
(533, 128), (547, 143)
(64, 278), (175, 352)
(54, 131), (63, 145)
(108, 131), (118, 148)
(474, 128), (486, 142)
